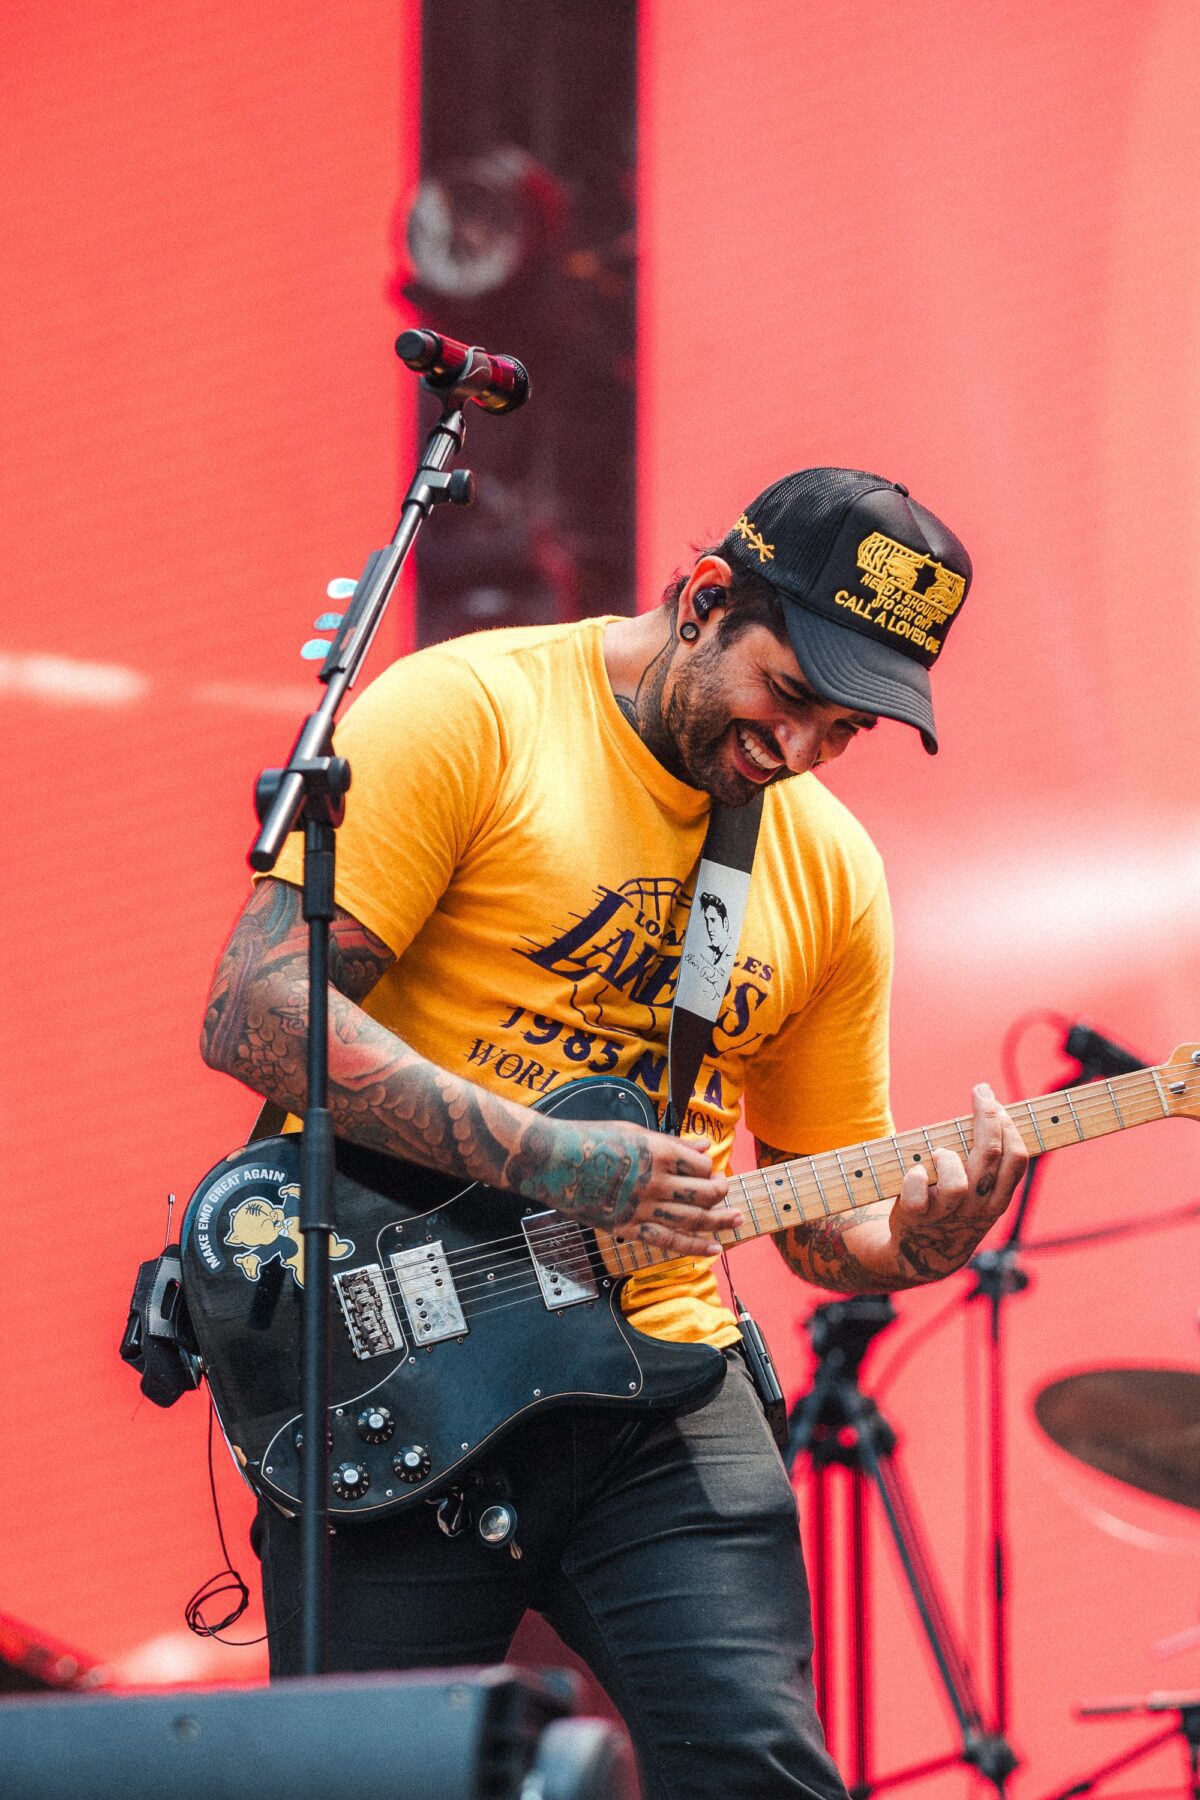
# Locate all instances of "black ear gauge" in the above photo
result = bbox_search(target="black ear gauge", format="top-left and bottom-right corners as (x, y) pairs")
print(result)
(692, 586), (727, 620)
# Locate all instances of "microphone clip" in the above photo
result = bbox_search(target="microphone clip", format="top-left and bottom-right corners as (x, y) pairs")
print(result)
(396, 327), (531, 415)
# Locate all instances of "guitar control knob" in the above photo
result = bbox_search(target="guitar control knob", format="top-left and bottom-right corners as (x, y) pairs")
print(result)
(331, 1461), (370, 1500)
(356, 1404), (395, 1444)
(392, 1444), (431, 1484)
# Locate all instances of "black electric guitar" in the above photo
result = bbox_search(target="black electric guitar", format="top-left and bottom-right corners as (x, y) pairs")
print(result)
(180, 1049), (1200, 1523)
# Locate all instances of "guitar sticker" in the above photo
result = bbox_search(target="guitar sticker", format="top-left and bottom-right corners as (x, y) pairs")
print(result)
(224, 1186), (354, 1287)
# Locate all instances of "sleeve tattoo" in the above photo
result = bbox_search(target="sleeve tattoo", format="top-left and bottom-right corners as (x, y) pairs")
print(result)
(201, 879), (651, 1227)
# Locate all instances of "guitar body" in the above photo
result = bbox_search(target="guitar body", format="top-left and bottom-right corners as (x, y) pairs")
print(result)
(180, 1076), (725, 1523)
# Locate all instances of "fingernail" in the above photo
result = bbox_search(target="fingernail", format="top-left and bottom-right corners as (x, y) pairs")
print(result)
(977, 1082), (993, 1101)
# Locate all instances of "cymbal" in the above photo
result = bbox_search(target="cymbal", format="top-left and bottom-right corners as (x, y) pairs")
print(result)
(1034, 1368), (1200, 1512)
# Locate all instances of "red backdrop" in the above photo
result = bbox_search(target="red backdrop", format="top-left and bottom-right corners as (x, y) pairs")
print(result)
(0, 0), (417, 1687)
(2, 2), (1198, 1792)
(640, 1), (1200, 1790)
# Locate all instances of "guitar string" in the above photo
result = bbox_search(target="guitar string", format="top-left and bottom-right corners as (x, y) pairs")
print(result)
(364, 1238), (612, 1319)
(248, 1075), (1189, 1339)
(345, 1086), (1175, 1328)
(376, 1086), (1190, 1332)
(412, 1263), (612, 1327)
(363, 1081), (1184, 1310)
(303, 1072), (1197, 1346)
(341, 1075), (1186, 1302)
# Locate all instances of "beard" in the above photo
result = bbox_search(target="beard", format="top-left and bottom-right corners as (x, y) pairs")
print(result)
(641, 632), (794, 807)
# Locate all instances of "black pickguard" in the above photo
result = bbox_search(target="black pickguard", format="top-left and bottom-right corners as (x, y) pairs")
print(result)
(180, 1076), (725, 1522)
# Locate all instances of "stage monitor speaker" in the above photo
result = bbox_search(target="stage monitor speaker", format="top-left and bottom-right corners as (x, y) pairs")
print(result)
(0, 1664), (638, 1800)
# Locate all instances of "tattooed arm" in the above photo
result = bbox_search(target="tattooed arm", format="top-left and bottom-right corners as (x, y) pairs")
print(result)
(201, 878), (741, 1255)
(760, 1084), (1028, 1291)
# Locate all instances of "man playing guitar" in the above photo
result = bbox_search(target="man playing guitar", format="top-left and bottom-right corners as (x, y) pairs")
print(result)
(201, 468), (1028, 1799)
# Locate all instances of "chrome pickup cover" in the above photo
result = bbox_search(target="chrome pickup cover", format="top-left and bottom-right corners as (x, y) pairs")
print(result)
(333, 1263), (405, 1360)
(390, 1241), (467, 1345)
(522, 1211), (598, 1309)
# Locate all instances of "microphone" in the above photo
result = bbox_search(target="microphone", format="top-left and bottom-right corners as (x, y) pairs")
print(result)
(395, 328), (530, 414)
(1064, 1020), (1147, 1077)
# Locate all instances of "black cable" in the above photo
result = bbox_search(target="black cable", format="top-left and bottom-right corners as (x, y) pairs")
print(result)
(998, 1007), (1073, 1105)
(869, 1177), (1198, 1404)
(183, 1399), (280, 1647)
(1021, 1195), (1200, 1254)
(871, 1282), (967, 1398)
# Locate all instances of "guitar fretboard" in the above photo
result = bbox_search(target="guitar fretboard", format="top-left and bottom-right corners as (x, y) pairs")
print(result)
(603, 1060), (1197, 1276)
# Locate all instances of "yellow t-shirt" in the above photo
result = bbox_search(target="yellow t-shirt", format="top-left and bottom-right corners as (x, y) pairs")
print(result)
(270, 617), (893, 1346)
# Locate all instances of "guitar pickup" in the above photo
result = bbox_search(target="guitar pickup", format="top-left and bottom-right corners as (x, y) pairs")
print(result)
(390, 1242), (467, 1345)
(333, 1263), (405, 1360)
(523, 1212), (598, 1309)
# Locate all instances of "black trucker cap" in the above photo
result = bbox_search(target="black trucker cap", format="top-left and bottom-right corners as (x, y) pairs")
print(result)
(724, 468), (972, 753)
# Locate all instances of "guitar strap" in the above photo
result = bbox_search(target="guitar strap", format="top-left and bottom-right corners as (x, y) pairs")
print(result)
(664, 792), (764, 1135)
(247, 1097), (288, 1144)
(665, 791), (788, 1449)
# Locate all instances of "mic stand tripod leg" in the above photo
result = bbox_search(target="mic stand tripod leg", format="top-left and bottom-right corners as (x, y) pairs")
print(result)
(811, 1449), (834, 1747)
(787, 1298), (1018, 1800)
(1042, 1724), (1180, 1800)
(1041, 1703), (1200, 1800)
(857, 1415), (1016, 1795)
(850, 1462), (870, 1794)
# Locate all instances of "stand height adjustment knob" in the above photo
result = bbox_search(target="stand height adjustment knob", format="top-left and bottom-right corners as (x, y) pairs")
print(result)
(331, 1461), (370, 1500)
(393, 1444), (431, 1483)
(294, 1425), (333, 1454)
(356, 1404), (395, 1444)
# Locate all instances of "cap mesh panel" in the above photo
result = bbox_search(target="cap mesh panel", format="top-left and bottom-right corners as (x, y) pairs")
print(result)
(725, 468), (888, 584)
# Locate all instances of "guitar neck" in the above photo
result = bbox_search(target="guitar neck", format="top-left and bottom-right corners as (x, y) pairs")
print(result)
(603, 1058), (1197, 1276)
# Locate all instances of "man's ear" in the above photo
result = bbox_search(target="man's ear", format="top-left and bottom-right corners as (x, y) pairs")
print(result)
(678, 556), (734, 636)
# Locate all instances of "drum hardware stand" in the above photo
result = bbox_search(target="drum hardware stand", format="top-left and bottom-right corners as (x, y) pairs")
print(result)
(1041, 1694), (1200, 1800)
(248, 334), (526, 1673)
(786, 1296), (1017, 1799)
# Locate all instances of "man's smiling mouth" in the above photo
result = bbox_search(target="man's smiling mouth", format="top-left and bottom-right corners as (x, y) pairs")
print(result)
(735, 724), (785, 777)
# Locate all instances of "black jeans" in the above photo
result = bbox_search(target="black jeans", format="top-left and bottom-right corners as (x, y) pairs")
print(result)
(261, 1350), (847, 1800)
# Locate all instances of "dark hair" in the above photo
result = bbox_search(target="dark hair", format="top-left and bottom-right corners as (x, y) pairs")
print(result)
(699, 892), (727, 922)
(661, 538), (788, 644)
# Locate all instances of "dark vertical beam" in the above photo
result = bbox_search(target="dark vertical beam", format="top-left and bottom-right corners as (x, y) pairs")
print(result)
(404, 0), (637, 643)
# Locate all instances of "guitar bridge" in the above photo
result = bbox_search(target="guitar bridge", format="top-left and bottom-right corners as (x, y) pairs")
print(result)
(333, 1263), (405, 1360)
(390, 1242), (467, 1345)
(523, 1212), (598, 1309)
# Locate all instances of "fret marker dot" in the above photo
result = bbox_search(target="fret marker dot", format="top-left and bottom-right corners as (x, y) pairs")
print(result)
(854, 1169), (863, 1179)
(784, 1204), (793, 1213)
(913, 1153), (922, 1161)
(1050, 1115), (1059, 1124)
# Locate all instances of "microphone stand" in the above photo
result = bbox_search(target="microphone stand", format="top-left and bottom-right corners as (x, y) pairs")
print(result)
(248, 381), (479, 1674)
(964, 1045), (1142, 1746)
